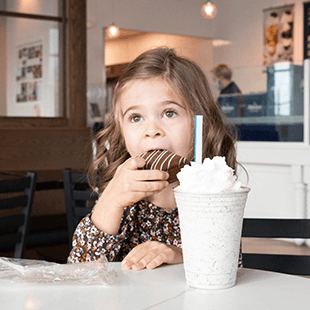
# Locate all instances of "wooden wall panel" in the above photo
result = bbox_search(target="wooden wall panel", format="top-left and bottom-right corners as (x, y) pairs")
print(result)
(0, 128), (92, 172)
(0, 117), (68, 128)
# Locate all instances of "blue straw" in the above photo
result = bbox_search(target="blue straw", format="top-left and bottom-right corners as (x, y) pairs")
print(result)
(195, 115), (203, 164)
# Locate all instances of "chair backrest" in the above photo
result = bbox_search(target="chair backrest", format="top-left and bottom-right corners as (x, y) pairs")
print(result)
(63, 169), (99, 248)
(0, 172), (37, 258)
(242, 218), (310, 275)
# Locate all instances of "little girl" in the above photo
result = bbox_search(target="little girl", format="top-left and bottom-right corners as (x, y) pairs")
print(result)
(67, 47), (239, 270)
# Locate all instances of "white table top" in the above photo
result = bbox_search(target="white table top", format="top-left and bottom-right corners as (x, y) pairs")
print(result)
(1, 262), (310, 310)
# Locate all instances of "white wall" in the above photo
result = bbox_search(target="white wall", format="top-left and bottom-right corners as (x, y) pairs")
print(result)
(87, 0), (215, 40)
(105, 32), (213, 73)
(237, 142), (309, 226)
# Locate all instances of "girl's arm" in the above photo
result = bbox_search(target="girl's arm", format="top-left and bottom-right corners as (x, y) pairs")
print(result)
(67, 211), (128, 263)
(91, 156), (169, 235)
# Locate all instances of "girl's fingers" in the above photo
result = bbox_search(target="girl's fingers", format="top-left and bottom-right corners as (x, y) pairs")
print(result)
(122, 242), (183, 271)
(131, 179), (169, 193)
(108, 156), (169, 208)
(122, 241), (166, 270)
(124, 157), (170, 181)
(124, 156), (146, 170)
(136, 169), (169, 181)
(122, 242), (152, 269)
(134, 251), (165, 270)
(146, 255), (165, 270)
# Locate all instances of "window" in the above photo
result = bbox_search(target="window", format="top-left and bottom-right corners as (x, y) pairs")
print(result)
(0, 0), (87, 129)
(0, 0), (66, 119)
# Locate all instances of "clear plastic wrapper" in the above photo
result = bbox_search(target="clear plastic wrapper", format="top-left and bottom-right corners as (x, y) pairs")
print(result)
(0, 254), (117, 285)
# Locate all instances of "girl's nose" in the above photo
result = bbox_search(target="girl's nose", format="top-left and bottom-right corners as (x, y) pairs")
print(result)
(144, 120), (164, 138)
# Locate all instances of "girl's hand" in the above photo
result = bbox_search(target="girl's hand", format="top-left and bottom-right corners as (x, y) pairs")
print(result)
(121, 241), (183, 270)
(104, 156), (169, 210)
(91, 157), (169, 235)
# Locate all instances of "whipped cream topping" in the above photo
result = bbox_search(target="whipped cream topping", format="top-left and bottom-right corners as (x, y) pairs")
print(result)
(175, 156), (242, 193)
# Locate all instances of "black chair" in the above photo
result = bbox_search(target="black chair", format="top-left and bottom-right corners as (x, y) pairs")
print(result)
(0, 172), (37, 258)
(63, 169), (99, 248)
(242, 218), (310, 275)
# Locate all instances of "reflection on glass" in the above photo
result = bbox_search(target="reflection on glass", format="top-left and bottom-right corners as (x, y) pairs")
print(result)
(274, 63), (291, 116)
(272, 62), (303, 117)
(1, 0), (60, 17)
(0, 17), (62, 117)
(215, 63), (304, 142)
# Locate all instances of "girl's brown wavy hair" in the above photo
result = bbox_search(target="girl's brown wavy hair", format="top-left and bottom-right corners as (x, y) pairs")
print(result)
(89, 47), (239, 193)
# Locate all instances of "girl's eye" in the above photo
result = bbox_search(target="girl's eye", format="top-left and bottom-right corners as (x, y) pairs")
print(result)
(163, 110), (177, 118)
(129, 114), (143, 123)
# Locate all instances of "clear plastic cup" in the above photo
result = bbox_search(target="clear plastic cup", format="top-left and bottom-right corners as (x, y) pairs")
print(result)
(174, 187), (250, 289)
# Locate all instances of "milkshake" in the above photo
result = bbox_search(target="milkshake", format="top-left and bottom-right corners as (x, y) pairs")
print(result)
(174, 156), (250, 289)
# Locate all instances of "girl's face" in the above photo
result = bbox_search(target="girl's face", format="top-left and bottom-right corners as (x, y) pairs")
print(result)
(119, 77), (193, 159)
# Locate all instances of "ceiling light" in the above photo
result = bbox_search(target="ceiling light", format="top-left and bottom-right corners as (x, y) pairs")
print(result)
(107, 23), (120, 38)
(201, 1), (217, 19)
(107, 0), (120, 39)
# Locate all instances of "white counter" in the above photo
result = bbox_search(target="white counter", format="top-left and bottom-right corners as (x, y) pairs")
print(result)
(1, 263), (310, 310)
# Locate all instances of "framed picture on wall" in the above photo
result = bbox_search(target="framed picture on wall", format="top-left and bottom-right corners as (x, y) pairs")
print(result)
(16, 40), (43, 103)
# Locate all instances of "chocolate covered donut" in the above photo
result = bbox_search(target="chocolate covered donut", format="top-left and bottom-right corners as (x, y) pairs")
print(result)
(138, 149), (190, 183)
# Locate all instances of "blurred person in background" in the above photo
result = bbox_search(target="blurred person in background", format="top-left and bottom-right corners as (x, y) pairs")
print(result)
(211, 64), (241, 95)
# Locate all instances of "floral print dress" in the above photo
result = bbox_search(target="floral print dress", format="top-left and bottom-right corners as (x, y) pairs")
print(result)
(67, 200), (181, 263)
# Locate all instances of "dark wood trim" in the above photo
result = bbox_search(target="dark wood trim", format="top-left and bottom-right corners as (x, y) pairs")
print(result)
(62, 0), (67, 118)
(0, 117), (68, 128)
(68, 0), (87, 127)
(0, 11), (63, 22)
(106, 63), (130, 79)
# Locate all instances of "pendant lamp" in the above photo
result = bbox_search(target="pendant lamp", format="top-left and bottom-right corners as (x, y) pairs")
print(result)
(107, 23), (120, 38)
(107, 0), (120, 38)
(201, 1), (217, 19)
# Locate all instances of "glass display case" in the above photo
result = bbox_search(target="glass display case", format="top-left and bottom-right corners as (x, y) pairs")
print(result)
(218, 62), (304, 142)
